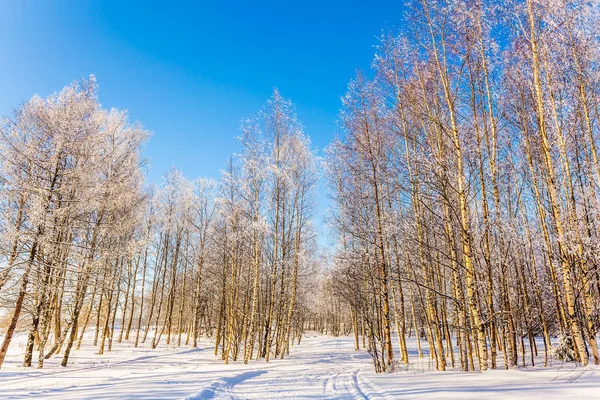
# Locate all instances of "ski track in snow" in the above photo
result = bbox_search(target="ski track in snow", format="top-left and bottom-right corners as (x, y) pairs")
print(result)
(0, 335), (599, 399)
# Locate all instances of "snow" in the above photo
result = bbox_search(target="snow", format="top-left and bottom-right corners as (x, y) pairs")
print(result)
(0, 334), (599, 399)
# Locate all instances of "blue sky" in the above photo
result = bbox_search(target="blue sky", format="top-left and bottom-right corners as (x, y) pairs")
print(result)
(0, 0), (405, 240)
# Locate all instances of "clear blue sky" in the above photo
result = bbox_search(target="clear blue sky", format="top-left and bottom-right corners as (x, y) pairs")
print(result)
(0, 0), (405, 240)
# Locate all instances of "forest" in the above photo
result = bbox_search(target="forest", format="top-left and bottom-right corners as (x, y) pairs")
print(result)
(1, 0), (600, 381)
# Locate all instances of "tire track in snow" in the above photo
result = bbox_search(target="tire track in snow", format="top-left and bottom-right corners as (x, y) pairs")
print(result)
(183, 370), (267, 399)
(354, 369), (391, 400)
(350, 369), (370, 399)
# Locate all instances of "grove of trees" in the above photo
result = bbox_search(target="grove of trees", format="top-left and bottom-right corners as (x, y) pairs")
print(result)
(326, 0), (600, 372)
(2, 0), (600, 376)
(0, 81), (319, 370)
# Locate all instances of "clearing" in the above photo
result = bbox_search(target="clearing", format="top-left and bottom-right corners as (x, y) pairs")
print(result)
(0, 335), (598, 399)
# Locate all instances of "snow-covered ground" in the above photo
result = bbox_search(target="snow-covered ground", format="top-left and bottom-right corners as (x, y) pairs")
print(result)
(0, 334), (598, 399)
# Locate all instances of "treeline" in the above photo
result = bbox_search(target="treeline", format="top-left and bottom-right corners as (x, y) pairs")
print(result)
(0, 81), (319, 369)
(325, 0), (600, 372)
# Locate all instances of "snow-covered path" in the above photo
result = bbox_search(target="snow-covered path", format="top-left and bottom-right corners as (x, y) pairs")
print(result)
(0, 335), (598, 399)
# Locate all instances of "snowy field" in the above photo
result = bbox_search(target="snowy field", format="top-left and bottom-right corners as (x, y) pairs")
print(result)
(0, 334), (599, 399)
